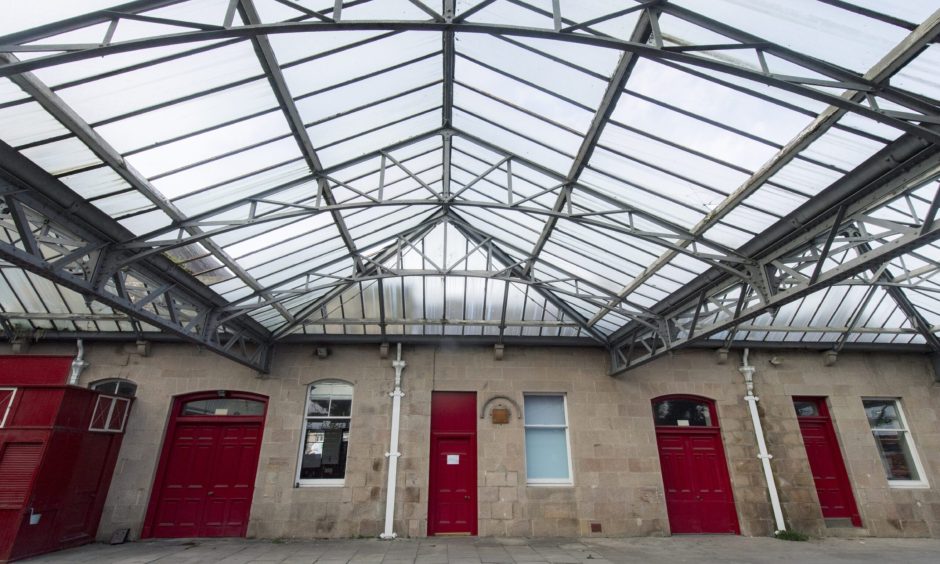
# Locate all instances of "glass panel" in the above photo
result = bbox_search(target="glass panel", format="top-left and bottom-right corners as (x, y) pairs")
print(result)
(90, 379), (137, 398)
(0, 101), (70, 147)
(56, 41), (263, 123)
(20, 137), (101, 177)
(300, 420), (350, 480)
(181, 398), (265, 416)
(1, 1), (116, 35)
(116, 381), (138, 397)
(863, 399), (902, 430)
(90, 381), (118, 395)
(307, 398), (330, 416)
(330, 399), (352, 417)
(652, 398), (713, 427)
(525, 395), (566, 426)
(525, 428), (570, 481)
(872, 432), (920, 481)
(893, 45), (940, 102)
(793, 400), (820, 418)
(671, 0), (907, 73)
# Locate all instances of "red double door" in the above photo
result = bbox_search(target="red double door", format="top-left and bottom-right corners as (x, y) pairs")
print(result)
(794, 397), (861, 527)
(143, 393), (266, 538)
(428, 392), (477, 536)
(656, 428), (739, 534)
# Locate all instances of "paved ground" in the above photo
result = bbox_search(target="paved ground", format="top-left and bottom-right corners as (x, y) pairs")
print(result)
(22, 536), (940, 564)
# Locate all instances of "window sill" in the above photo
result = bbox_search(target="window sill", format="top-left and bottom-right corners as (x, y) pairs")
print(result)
(887, 481), (929, 489)
(526, 482), (573, 487)
(296, 480), (345, 488)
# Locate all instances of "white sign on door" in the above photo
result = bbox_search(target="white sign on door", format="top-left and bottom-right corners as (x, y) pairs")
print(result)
(447, 454), (460, 465)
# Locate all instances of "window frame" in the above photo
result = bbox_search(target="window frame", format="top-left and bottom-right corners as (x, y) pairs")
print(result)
(862, 398), (929, 489)
(523, 393), (574, 487)
(0, 387), (16, 428)
(296, 379), (354, 488)
(88, 394), (132, 433)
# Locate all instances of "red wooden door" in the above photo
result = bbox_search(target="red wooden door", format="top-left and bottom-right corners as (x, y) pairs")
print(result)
(657, 430), (739, 534)
(794, 397), (861, 527)
(428, 392), (477, 536)
(144, 393), (266, 538)
(653, 396), (738, 535)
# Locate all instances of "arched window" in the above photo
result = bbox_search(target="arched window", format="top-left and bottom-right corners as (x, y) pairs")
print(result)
(89, 378), (137, 398)
(297, 380), (353, 486)
(651, 395), (717, 427)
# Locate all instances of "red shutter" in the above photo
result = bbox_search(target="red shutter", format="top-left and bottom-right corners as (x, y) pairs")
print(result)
(0, 442), (43, 506)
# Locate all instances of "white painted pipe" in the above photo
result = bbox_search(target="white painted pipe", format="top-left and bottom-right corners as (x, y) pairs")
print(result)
(381, 343), (406, 539)
(740, 348), (787, 533)
(68, 339), (88, 385)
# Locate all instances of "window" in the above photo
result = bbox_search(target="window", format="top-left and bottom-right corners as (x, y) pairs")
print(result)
(181, 398), (265, 416)
(652, 397), (715, 427)
(523, 394), (572, 485)
(297, 381), (353, 486)
(862, 399), (928, 488)
(89, 379), (137, 397)
(89, 395), (131, 433)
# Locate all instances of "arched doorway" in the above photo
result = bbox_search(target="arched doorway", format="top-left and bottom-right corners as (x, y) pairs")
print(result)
(142, 391), (268, 538)
(652, 395), (739, 534)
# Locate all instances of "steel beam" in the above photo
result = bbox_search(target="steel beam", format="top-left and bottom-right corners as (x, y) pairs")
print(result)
(612, 224), (940, 373)
(442, 0), (456, 197)
(2, 21), (938, 142)
(610, 162), (940, 374)
(237, 0), (365, 274)
(449, 216), (609, 344)
(0, 142), (272, 371)
(860, 240), (940, 351)
(590, 12), (940, 328)
(608, 129), (940, 347)
(0, 51), (298, 328)
(269, 213), (445, 339)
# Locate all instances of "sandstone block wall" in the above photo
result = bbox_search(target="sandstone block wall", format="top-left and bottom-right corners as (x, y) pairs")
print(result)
(1, 342), (938, 539)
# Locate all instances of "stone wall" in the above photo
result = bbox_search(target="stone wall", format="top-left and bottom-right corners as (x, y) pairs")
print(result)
(1, 341), (938, 539)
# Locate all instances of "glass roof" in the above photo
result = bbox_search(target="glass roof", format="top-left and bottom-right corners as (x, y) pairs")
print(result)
(1, 0), (939, 372)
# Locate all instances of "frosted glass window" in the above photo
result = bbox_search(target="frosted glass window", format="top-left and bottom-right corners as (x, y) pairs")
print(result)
(524, 395), (571, 484)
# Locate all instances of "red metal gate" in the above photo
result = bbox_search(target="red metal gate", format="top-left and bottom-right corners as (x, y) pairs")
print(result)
(653, 395), (739, 534)
(142, 392), (266, 539)
(428, 392), (477, 536)
(793, 397), (861, 527)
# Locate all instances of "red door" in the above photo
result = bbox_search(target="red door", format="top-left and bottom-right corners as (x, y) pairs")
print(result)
(143, 392), (266, 538)
(428, 392), (477, 536)
(794, 397), (861, 527)
(653, 396), (739, 534)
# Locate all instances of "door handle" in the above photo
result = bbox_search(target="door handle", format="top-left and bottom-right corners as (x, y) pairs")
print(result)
(464, 495), (471, 500)
(207, 491), (214, 496)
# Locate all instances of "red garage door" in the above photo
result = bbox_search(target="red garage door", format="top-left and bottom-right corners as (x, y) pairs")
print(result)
(653, 395), (739, 535)
(143, 392), (267, 539)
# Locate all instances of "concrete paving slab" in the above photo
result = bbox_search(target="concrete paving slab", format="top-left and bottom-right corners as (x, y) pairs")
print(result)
(18, 536), (940, 564)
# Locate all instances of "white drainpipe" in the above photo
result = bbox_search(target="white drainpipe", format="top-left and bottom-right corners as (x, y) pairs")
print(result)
(68, 339), (88, 385)
(380, 343), (406, 539)
(740, 348), (787, 533)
